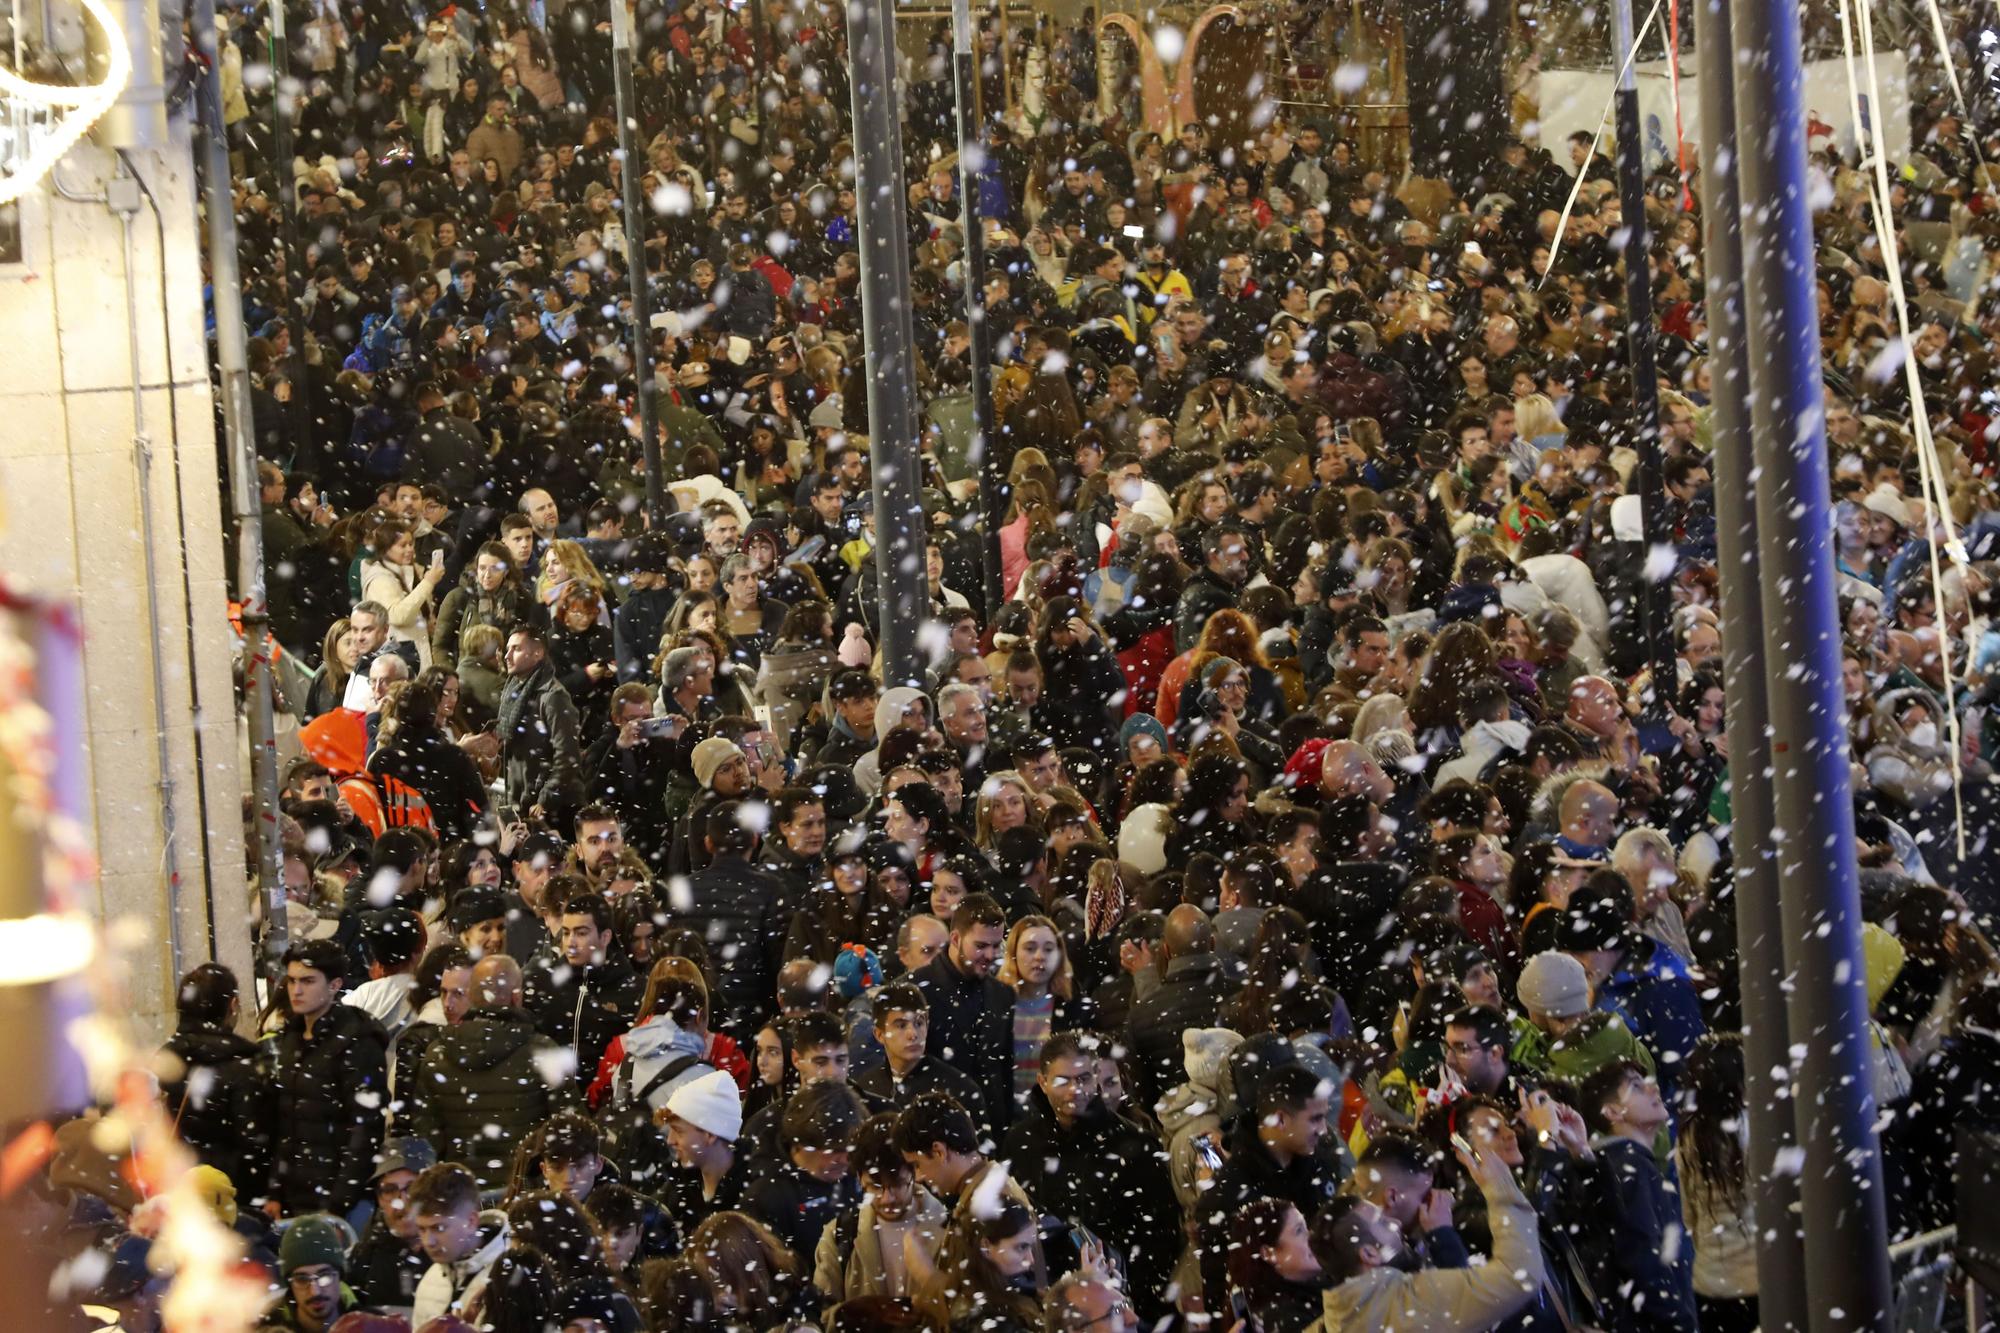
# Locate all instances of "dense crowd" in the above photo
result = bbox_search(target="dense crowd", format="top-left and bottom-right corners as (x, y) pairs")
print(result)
(31, 0), (2000, 1328)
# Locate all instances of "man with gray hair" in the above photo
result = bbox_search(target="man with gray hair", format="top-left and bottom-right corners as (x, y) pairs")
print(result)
(662, 645), (718, 728)
(936, 681), (989, 791)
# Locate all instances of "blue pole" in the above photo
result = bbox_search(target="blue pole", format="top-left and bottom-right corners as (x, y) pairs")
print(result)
(1693, 0), (1808, 1326)
(1727, 0), (1893, 1325)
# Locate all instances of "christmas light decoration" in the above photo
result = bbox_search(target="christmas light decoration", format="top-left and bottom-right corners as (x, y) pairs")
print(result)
(0, 0), (132, 205)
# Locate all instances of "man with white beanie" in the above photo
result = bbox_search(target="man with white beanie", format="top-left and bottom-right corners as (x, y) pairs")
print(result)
(659, 1068), (749, 1231)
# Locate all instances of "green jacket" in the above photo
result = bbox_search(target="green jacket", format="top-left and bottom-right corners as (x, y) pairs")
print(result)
(1510, 1009), (1656, 1085)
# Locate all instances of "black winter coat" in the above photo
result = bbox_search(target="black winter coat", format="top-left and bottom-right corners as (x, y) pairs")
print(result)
(269, 1004), (390, 1216)
(161, 1026), (274, 1203)
(912, 953), (1017, 1133)
(527, 955), (646, 1087)
(674, 855), (791, 1036)
(371, 723), (487, 842)
(1174, 567), (1243, 654)
(1034, 636), (1128, 758)
(1197, 1118), (1345, 1306)
(1125, 953), (1234, 1108)
(410, 1006), (568, 1188)
(1001, 1094), (1181, 1321)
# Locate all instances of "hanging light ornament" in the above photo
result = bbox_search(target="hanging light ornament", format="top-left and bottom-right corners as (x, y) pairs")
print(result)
(0, 0), (132, 206)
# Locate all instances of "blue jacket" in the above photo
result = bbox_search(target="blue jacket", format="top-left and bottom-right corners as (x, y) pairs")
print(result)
(1595, 936), (1706, 1110)
(1582, 1138), (1699, 1333)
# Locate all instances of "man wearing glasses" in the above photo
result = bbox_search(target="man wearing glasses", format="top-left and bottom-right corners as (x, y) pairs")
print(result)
(272, 1213), (361, 1332)
(345, 1137), (438, 1317)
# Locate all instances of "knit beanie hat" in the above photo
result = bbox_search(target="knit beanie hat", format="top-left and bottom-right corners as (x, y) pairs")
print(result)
(837, 623), (874, 668)
(1118, 714), (1169, 757)
(1183, 1027), (1245, 1092)
(1201, 656), (1244, 689)
(690, 738), (745, 790)
(664, 1068), (743, 1142)
(1516, 950), (1590, 1020)
(279, 1214), (350, 1277)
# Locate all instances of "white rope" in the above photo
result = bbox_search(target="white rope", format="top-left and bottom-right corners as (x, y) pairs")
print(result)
(1535, 0), (1665, 288)
(1840, 0), (1968, 856)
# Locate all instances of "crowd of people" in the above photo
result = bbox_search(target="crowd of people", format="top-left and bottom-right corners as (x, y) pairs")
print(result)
(34, 0), (2000, 1327)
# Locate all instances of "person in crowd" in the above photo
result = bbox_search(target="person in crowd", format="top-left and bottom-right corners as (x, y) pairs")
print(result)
(170, 7), (2000, 1322)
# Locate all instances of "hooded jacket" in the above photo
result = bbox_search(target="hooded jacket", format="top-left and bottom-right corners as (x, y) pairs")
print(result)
(161, 1025), (274, 1202)
(1315, 1161), (1544, 1333)
(410, 1210), (510, 1329)
(854, 686), (929, 797)
(410, 1005), (566, 1187)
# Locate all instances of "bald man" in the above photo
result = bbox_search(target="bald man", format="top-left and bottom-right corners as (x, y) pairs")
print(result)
(1557, 779), (1619, 861)
(1125, 904), (1234, 1104)
(1322, 737), (1429, 865)
(410, 952), (567, 1186)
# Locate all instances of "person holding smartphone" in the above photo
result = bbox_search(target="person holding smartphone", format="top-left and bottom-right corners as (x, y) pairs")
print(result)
(360, 517), (449, 670)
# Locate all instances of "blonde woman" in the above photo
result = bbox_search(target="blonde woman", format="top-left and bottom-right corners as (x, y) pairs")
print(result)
(537, 538), (609, 614)
(1515, 392), (1569, 451)
(995, 914), (1082, 1110)
(974, 772), (1042, 852)
(1351, 691), (1411, 744)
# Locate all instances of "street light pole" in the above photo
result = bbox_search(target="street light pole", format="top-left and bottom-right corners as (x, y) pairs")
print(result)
(1729, 0), (1894, 1322)
(951, 0), (1005, 618)
(611, 0), (666, 528)
(201, 0), (283, 968)
(846, 0), (928, 686)
(1693, 0), (1808, 1326)
(1608, 0), (1676, 702)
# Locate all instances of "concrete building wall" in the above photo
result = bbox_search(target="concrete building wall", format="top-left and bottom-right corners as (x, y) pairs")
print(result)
(0, 125), (254, 1041)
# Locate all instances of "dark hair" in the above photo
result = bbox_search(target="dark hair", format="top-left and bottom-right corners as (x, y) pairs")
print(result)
(1226, 1198), (1305, 1312)
(950, 892), (1007, 936)
(1309, 1193), (1376, 1281)
(562, 891), (615, 935)
(283, 938), (348, 984)
(505, 1190), (614, 1287)
(537, 1110), (605, 1167)
(411, 944), (475, 1009)
(1578, 1057), (1652, 1134)
(1356, 1128), (1440, 1180)
(789, 1009), (847, 1053)
(410, 1162), (482, 1216)
(1442, 1004), (1510, 1054)
(1680, 1034), (1748, 1212)
(1256, 1062), (1327, 1116)
(705, 800), (758, 856)
(782, 1080), (867, 1154)
(872, 980), (928, 1023)
(893, 1091), (980, 1157)
(583, 1182), (647, 1239)
(176, 963), (239, 1028)
(852, 1115), (912, 1185)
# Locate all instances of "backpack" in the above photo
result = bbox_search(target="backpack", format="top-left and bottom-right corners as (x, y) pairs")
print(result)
(597, 1052), (709, 1189)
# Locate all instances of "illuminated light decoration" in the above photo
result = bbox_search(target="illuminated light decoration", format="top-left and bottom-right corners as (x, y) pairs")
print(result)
(0, 913), (94, 984)
(0, 0), (133, 206)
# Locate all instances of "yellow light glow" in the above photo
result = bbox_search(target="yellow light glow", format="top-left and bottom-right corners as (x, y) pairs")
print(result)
(0, 0), (133, 205)
(0, 912), (96, 984)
